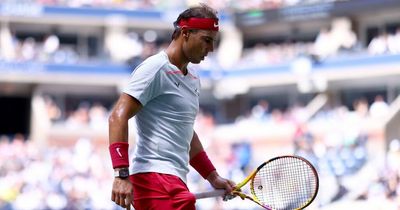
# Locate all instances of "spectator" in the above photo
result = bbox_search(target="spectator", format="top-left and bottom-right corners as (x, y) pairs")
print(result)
(0, 23), (17, 61)
(313, 27), (334, 59)
(369, 95), (389, 118)
(368, 32), (388, 55)
(251, 99), (270, 121)
(20, 37), (37, 61)
(42, 34), (60, 61)
(387, 27), (400, 54)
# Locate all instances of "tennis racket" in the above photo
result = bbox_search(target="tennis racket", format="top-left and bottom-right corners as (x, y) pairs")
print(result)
(195, 155), (319, 210)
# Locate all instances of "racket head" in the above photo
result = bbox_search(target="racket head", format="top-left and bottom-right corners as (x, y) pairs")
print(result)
(250, 155), (319, 210)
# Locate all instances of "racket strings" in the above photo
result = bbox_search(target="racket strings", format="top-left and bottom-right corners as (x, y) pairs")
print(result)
(252, 157), (317, 210)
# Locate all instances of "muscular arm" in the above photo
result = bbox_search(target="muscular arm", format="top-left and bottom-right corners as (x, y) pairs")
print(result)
(109, 93), (142, 209)
(189, 131), (217, 180)
(189, 131), (204, 159)
(189, 131), (235, 191)
(109, 93), (142, 144)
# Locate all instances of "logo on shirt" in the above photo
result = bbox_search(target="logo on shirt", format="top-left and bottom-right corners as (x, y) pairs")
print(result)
(194, 88), (200, 96)
(174, 81), (180, 88)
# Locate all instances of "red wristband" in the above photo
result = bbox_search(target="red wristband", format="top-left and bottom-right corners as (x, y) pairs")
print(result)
(190, 151), (216, 179)
(109, 142), (129, 168)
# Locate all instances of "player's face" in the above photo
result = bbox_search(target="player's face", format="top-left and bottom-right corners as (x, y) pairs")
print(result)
(182, 30), (217, 64)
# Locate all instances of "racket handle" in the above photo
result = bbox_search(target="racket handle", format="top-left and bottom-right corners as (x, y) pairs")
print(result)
(194, 189), (225, 199)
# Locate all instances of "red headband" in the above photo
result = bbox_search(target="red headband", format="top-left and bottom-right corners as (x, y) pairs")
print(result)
(177, 18), (219, 31)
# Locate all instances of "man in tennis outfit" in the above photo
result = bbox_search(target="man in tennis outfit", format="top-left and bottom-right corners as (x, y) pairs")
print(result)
(108, 4), (235, 210)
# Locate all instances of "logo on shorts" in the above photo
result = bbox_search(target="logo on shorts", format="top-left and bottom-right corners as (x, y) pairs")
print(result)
(174, 81), (180, 88)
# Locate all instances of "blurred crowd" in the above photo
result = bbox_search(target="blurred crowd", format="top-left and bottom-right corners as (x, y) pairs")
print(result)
(3, 0), (398, 71)
(0, 32), (80, 64)
(368, 28), (400, 56)
(0, 136), (116, 210)
(1, 1), (400, 209)
(191, 95), (398, 209)
(3, 0), (347, 11)
(36, 95), (110, 131)
(0, 0), (399, 85)
(1, 21), (399, 72)
(1, 93), (399, 209)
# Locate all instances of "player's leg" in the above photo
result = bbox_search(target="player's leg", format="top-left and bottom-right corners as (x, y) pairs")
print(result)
(156, 173), (196, 210)
(130, 173), (172, 210)
(172, 190), (196, 210)
(130, 172), (196, 210)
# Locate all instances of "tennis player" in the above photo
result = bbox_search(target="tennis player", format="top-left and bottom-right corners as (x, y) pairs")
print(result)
(108, 4), (235, 210)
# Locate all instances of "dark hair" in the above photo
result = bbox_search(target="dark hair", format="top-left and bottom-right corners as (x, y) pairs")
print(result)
(171, 4), (218, 40)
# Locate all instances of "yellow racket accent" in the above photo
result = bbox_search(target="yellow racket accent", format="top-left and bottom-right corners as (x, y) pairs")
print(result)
(195, 155), (319, 210)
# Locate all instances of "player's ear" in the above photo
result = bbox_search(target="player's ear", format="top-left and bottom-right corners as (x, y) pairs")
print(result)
(181, 27), (190, 40)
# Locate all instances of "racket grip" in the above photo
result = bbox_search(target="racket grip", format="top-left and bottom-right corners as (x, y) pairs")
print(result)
(194, 189), (225, 199)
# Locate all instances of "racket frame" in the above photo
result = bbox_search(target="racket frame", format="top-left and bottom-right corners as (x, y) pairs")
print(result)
(194, 155), (319, 210)
(249, 155), (319, 210)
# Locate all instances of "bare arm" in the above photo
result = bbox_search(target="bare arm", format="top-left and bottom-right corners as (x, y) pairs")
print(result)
(109, 93), (142, 145)
(189, 131), (235, 192)
(189, 131), (204, 159)
(109, 93), (142, 209)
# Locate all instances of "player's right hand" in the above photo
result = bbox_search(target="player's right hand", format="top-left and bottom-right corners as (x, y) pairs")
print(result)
(111, 178), (133, 210)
